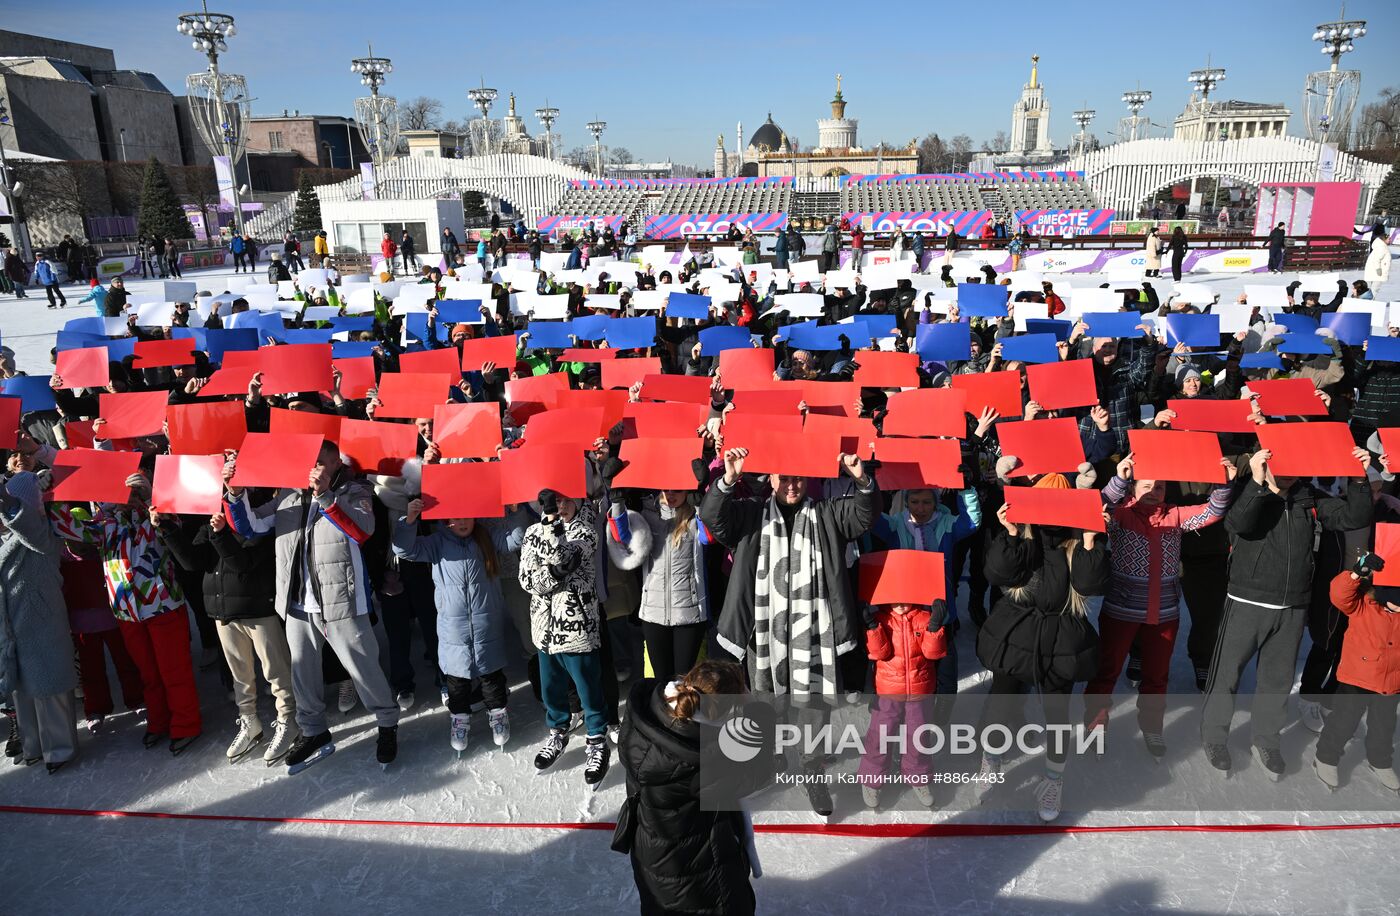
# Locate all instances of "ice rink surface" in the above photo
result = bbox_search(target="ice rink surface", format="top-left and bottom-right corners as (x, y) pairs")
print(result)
(2, 259), (1399, 915)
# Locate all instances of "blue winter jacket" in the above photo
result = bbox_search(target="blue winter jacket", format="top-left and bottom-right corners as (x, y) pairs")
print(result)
(863, 488), (982, 621)
(32, 260), (57, 286)
(391, 514), (526, 678)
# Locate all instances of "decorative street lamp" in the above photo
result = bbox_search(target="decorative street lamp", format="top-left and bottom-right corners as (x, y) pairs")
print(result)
(586, 119), (607, 176)
(534, 102), (559, 160)
(177, 0), (248, 236)
(1121, 88), (1152, 142)
(467, 80), (498, 156)
(1309, 14), (1367, 142)
(1072, 107), (1095, 155)
(351, 44), (399, 186)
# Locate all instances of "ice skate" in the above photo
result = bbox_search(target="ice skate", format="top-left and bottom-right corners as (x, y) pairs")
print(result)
(861, 785), (880, 808)
(1142, 732), (1167, 762)
(376, 725), (398, 770)
(976, 754), (1003, 803)
(1035, 774), (1063, 822)
(913, 785), (936, 807)
(1252, 745), (1285, 782)
(488, 709), (510, 747)
(1368, 764), (1400, 793)
(226, 715), (264, 763)
(169, 734), (200, 756)
(1298, 699), (1325, 734)
(263, 719), (298, 766)
(337, 681), (357, 714)
(1204, 743), (1232, 778)
(1312, 757), (1340, 792)
(286, 730), (335, 775)
(534, 728), (568, 771)
(396, 690), (416, 713)
(584, 735), (610, 788)
(450, 713), (470, 758)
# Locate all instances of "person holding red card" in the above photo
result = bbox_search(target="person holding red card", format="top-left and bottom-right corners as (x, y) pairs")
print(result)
(977, 474), (1109, 823)
(49, 465), (204, 756)
(699, 446), (878, 817)
(392, 497), (527, 756)
(1201, 444), (1373, 780)
(1083, 453), (1237, 760)
(225, 440), (400, 774)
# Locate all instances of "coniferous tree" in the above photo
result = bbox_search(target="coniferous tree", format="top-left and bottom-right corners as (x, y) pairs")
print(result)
(136, 156), (193, 240)
(291, 172), (323, 235)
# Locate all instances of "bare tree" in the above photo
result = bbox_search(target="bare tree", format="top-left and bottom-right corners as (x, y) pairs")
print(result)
(608, 147), (635, 166)
(399, 96), (444, 131)
(1357, 86), (1400, 151)
(980, 130), (1010, 154)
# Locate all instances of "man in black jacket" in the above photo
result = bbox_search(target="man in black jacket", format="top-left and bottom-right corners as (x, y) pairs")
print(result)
(103, 277), (129, 317)
(1201, 444), (1373, 778)
(1266, 222), (1286, 273)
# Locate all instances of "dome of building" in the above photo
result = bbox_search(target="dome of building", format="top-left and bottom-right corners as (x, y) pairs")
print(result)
(748, 113), (784, 152)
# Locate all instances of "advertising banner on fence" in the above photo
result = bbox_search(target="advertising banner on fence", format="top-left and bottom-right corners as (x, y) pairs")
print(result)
(1109, 219), (1200, 235)
(96, 255), (141, 279)
(535, 215), (626, 234)
(213, 156), (237, 212)
(644, 213), (787, 238)
(840, 211), (991, 235)
(1014, 209), (1115, 237)
(1189, 249), (1270, 273)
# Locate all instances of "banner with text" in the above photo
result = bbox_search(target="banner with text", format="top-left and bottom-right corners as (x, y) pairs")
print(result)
(1014, 209), (1115, 237)
(644, 213), (787, 238)
(213, 156), (237, 212)
(841, 211), (991, 236)
(536, 215), (626, 234)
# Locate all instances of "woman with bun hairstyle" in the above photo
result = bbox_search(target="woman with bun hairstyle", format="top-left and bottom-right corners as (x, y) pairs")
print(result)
(614, 660), (769, 916)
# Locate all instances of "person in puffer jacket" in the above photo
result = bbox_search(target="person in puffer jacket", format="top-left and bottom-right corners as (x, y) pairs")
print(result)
(519, 488), (610, 781)
(856, 599), (948, 808)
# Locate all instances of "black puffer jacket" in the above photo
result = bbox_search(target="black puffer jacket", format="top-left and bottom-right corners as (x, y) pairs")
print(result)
(616, 680), (763, 916)
(1224, 478), (1372, 608)
(978, 527), (1108, 689)
(158, 513), (277, 621)
(1352, 363), (1400, 430)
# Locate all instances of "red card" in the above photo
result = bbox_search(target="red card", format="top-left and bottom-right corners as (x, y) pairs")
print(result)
(640, 374), (713, 405)
(1256, 422), (1364, 477)
(56, 346), (111, 389)
(852, 351), (919, 390)
(718, 348), (776, 389)
(338, 418), (417, 475)
(722, 412), (804, 453)
(399, 347), (463, 379)
(98, 390), (170, 439)
(499, 443), (588, 502)
(460, 334), (518, 373)
(872, 437), (964, 490)
(525, 407), (606, 448)
(555, 389), (628, 431)
(1004, 486), (1106, 532)
(133, 338), (196, 368)
(261, 343), (334, 395)
(333, 356), (377, 400)
(951, 370), (1023, 419)
(152, 454), (224, 516)
(1166, 398), (1258, 434)
(166, 401), (247, 455)
(49, 449), (143, 503)
(559, 348), (618, 362)
(1127, 429), (1225, 483)
(230, 432), (324, 489)
(433, 402), (502, 459)
(995, 418), (1086, 477)
(268, 407), (343, 442)
(196, 362), (258, 398)
(505, 372), (570, 422)
(63, 420), (95, 450)
(622, 402), (709, 439)
(1027, 359), (1098, 411)
(0, 396), (20, 449)
(730, 389), (803, 416)
(613, 437), (705, 491)
(882, 388), (968, 438)
(601, 358), (662, 391)
(799, 381), (859, 411)
(421, 462), (505, 519)
(1373, 523), (1400, 586)
(857, 550), (947, 605)
(1248, 378), (1327, 417)
(737, 428), (844, 478)
(374, 372), (454, 420)
(803, 413), (877, 460)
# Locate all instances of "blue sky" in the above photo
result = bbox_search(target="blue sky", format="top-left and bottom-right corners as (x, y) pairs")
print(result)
(8, 0), (1400, 165)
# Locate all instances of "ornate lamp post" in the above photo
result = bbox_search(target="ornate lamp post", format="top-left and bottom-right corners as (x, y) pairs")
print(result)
(351, 45), (399, 175)
(1309, 15), (1367, 142)
(177, 1), (248, 236)
(1072, 107), (1096, 155)
(586, 119), (607, 176)
(1121, 88), (1152, 142)
(467, 80), (498, 156)
(534, 102), (559, 160)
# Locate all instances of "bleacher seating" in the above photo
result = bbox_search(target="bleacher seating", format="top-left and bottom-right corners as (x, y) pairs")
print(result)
(551, 187), (644, 216)
(838, 175), (1099, 214)
(652, 185), (793, 215)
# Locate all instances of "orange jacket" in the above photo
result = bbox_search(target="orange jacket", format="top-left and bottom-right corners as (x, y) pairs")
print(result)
(1329, 572), (1400, 695)
(866, 607), (947, 696)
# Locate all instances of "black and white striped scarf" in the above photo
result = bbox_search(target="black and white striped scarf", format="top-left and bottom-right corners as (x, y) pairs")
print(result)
(752, 496), (835, 697)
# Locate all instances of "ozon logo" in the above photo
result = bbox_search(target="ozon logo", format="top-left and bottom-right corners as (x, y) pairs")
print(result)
(718, 716), (766, 762)
(680, 219), (734, 236)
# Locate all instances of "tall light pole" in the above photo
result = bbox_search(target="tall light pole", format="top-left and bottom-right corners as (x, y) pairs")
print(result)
(178, 1), (248, 237)
(467, 79), (498, 156)
(534, 102), (559, 160)
(1309, 14), (1367, 143)
(586, 118), (607, 176)
(1121, 88), (1152, 142)
(1072, 107), (1095, 155)
(351, 45), (399, 195)
(0, 95), (33, 262)
(1187, 61), (1227, 142)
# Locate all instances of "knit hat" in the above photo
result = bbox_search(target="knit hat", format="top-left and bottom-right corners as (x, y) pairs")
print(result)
(1074, 462), (1098, 490)
(1175, 365), (1202, 386)
(995, 455), (1022, 482)
(1033, 472), (1070, 489)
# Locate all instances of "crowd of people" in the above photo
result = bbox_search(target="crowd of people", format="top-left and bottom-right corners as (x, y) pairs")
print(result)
(0, 219), (1396, 914)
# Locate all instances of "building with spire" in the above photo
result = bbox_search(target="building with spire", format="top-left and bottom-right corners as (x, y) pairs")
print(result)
(712, 76), (915, 178)
(1009, 55), (1054, 157)
(498, 93), (539, 156)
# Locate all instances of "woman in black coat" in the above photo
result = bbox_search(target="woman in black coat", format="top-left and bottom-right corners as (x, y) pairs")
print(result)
(976, 491), (1108, 821)
(1168, 227), (1189, 281)
(614, 660), (769, 916)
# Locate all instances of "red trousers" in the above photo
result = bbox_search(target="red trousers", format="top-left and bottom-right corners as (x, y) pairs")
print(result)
(1084, 615), (1180, 734)
(119, 611), (202, 738)
(73, 629), (144, 717)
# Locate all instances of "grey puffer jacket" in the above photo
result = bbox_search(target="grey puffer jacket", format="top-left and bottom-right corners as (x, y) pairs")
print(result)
(607, 504), (709, 627)
(0, 472), (75, 697)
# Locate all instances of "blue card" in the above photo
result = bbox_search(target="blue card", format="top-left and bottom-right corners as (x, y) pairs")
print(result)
(957, 284), (1009, 318)
(56, 330), (110, 352)
(851, 314), (898, 339)
(787, 322), (868, 352)
(604, 317), (658, 350)
(1276, 333), (1331, 356)
(699, 325), (753, 356)
(1, 376), (58, 412)
(436, 299), (484, 324)
(205, 328), (260, 364)
(170, 327), (208, 354)
(523, 321), (574, 350)
(666, 293), (712, 320)
(1366, 336), (1400, 363)
(1024, 319), (1074, 342)
(571, 314), (611, 342)
(281, 329), (334, 345)
(103, 337), (138, 362)
(1079, 311), (1145, 339)
(1163, 313), (1221, 347)
(1240, 352), (1285, 370)
(1321, 312), (1370, 346)
(774, 319), (818, 343)
(332, 340), (379, 359)
(329, 316), (375, 334)
(915, 322), (971, 362)
(1272, 313), (1318, 335)
(998, 333), (1060, 364)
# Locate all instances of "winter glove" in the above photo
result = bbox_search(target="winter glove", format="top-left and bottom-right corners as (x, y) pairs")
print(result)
(597, 456), (627, 488)
(537, 488), (560, 518)
(691, 457), (711, 490)
(1353, 549), (1385, 578)
(928, 599), (949, 629)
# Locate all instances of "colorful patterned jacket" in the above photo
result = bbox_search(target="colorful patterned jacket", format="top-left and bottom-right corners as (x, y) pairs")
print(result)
(50, 504), (187, 623)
